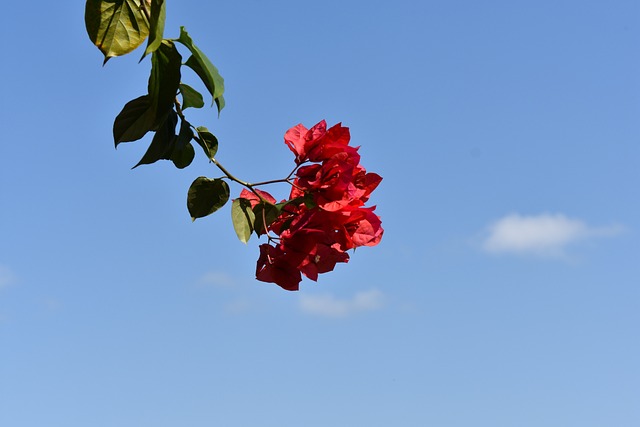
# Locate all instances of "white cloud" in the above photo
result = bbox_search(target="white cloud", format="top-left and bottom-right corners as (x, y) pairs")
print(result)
(299, 289), (384, 318)
(0, 265), (16, 290)
(482, 213), (623, 256)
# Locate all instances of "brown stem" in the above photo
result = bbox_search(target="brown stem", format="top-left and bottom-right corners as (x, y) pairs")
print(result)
(173, 97), (301, 204)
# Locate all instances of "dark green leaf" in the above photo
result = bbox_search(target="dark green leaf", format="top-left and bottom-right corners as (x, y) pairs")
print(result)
(141, 0), (166, 60)
(176, 118), (194, 148)
(179, 84), (205, 109)
(113, 95), (156, 144)
(231, 198), (255, 243)
(303, 193), (317, 209)
(171, 119), (195, 169)
(133, 109), (177, 168)
(272, 198), (305, 233)
(113, 41), (181, 146)
(187, 177), (230, 220)
(171, 142), (195, 169)
(85, 0), (150, 63)
(194, 126), (218, 159)
(275, 196), (304, 212)
(253, 202), (281, 236)
(148, 41), (182, 128)
(177, 27), (225, 113)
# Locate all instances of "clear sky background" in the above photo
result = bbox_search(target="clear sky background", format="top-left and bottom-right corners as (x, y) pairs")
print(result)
(1, 1), (639, 426)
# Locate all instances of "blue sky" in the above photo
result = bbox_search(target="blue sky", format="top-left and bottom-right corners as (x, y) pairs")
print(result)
(1, 1), (639, 426)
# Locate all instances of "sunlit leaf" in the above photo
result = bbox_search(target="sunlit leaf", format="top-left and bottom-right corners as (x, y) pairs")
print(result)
(85, 0), (150, 63)
(187, 177), (230, 220)
(231, 198), (255, 243)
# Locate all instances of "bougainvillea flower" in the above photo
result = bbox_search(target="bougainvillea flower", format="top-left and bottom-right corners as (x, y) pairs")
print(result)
(284, 120), (357, 164)
(255, 244), (302, 291)
(294, 159), (358, 211)
(284, 120), (328, 164)
(292, 151), (381, 212)
(298, 242), (350, 281)
(306, 123), (354, 163)
(251, 120), (383, 290)
(279, 226), (350, 281)
(336, 206), (384, 250)
(238, 188), (276, 207)
(352, 170), (382, 204)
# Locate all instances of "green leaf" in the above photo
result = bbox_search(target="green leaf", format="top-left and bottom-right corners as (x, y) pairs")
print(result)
(85, 0), (150, 63)
(141, 0), (166, 60)
(176, 27), (225, 113)
(231, 198), (255, 243)
(113, 41), (181, 146)
(171, 142), (195, 169)
(179, 84), (205, 109)
(133, 109), (177, 168)
(185, 56), (225, 114)
(215, 95), (225, 113)
(187, 177), (230, 220)
(194, 127), (218, 160)
(275, 196), (304, 211)
(253, 202), (281, 236)
(148, 41), (182, 128)
(302, 193), (317, 209)
(171, 119), (195, 169)
(113, 95), (156, 144)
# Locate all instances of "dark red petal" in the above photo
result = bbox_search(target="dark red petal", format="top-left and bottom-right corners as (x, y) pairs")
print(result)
(255, 244), (302, 291)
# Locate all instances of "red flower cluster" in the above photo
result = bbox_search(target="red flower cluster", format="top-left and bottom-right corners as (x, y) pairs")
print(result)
(249, 120), (383, 291)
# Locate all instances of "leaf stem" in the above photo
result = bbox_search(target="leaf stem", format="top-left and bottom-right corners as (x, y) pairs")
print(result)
(249, 178), (290, 186)
(173, 96), (301, 203)
(250, 163), (300, 186)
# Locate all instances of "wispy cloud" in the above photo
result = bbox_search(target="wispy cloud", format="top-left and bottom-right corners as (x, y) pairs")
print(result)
(0, 265), (16, 290)
(482, 213), (623, 256)
(197, 271), (237, 288)
(299, 289), (385, 318)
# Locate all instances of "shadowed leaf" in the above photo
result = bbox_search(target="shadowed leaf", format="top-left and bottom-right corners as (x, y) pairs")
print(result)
(177, 27), (225, 113)
(171, 119), (195, 169)
(253, 202), (281, 236)
(114, 41), (181, 146)
(171, 142), (195, 169)
(133, 109), (177, 167)
(194, 127), (218, 159)
(187, 178), (230, 220)
(179, 84), (204, 109)
(148, 40), (182, 128)
(113, 95), (156, 144)
(141, 0), (166, 60)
